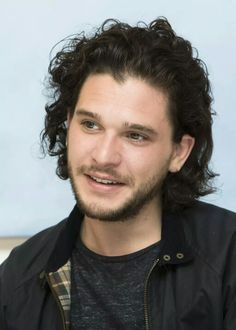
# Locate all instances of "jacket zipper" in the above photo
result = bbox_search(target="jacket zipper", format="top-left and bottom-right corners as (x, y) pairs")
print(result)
(144, 258), (160, 330)
(45, 273), (67, 330)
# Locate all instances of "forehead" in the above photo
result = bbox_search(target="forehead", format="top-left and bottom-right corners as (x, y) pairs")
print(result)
(76, 73), (171, 129)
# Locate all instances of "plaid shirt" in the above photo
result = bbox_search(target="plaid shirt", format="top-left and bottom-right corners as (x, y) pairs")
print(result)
(48, 260), (71, 329)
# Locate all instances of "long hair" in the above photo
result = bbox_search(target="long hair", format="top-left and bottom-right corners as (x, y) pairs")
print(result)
(41, 17), (217, 211)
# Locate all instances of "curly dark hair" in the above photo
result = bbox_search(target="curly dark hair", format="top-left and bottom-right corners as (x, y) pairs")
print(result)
(41, 17), (217, 211)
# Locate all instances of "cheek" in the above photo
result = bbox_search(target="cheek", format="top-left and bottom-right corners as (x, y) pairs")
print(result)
(68, 130), (91, 163)
(124, 148), (157, 177)
(124, 145), (172, 179)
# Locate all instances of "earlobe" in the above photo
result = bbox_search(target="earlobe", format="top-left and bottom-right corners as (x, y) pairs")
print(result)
(169, 134), (195, 173)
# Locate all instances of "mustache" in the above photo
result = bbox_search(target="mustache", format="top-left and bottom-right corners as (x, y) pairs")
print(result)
(76, 164), (134, 186)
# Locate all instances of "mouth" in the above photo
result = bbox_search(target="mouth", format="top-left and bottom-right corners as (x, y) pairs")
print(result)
(88, 174), (123, 185)
(84, 173), (126, 194)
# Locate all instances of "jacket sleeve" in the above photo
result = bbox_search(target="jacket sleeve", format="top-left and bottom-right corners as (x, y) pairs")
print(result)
(223, 232), (236, 329)
(0, 259), (8, 330)
(224, 297), (236, 329)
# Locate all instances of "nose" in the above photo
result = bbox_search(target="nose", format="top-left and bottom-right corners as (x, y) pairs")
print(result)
(91, 133), (121, 167)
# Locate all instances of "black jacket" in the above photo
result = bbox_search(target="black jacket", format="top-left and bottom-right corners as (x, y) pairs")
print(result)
(1, 201), (236, 330)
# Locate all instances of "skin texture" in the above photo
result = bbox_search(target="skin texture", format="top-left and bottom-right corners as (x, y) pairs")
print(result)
(67, 74), (194, 255)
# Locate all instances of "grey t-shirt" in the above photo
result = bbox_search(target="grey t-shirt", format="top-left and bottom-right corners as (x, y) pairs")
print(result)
(70, 236), (160, 330)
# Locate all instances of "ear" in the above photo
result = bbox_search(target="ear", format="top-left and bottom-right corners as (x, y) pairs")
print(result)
(169, 134), (195, 173)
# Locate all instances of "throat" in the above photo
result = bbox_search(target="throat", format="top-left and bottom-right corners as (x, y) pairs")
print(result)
(80, 212), (162, 257)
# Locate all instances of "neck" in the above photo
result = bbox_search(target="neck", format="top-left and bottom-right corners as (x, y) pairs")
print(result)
(80, 201), (162, 256)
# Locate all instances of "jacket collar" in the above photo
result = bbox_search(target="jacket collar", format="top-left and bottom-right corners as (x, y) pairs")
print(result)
(46, 206), (83, 272)
(158, 211), (194, 266)
(46, 205), (194, 272)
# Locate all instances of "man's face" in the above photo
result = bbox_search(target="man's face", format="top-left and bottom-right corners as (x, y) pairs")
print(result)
(67, 74), (179, 222)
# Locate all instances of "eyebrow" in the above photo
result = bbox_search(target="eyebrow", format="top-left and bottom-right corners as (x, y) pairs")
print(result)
(75, 109), (158, 136)
(123, 122), (157, 136)
(76, 109), (102, 121)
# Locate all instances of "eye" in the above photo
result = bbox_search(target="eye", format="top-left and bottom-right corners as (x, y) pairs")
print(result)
(127, 132), (148, 143)
(80, 120), (99, 130)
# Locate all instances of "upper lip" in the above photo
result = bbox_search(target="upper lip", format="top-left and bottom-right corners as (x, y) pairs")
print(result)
(86, 172), (124, 184)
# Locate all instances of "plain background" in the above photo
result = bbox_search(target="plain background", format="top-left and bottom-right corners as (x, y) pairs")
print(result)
(0, 0), (235, 238)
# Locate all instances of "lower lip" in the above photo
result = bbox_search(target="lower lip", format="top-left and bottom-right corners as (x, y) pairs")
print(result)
(85, 175), (125, 193)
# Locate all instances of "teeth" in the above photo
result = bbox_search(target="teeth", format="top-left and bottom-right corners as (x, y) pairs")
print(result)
(91, 176), (119, 184)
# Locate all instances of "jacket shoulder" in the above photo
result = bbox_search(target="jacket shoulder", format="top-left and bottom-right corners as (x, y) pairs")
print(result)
(182, 201), (236, 274)
(183, 201), (236, 226)
(0, 217), (67, 294)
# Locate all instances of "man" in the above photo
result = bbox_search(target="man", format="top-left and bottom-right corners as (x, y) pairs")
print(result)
(1, 17), (236, 330)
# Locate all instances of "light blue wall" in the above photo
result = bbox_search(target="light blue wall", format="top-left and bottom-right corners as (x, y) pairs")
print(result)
(1, 0), (235, 236)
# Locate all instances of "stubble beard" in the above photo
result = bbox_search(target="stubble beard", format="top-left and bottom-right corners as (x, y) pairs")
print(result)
(68, 163), (167, 223)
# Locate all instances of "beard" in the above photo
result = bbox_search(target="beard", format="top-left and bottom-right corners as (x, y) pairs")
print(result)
(68, 163), (167, 222)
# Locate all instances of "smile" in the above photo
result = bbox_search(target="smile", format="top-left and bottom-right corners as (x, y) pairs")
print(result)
(90, 175), (121, 185)
(85, 174), (125, 193)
